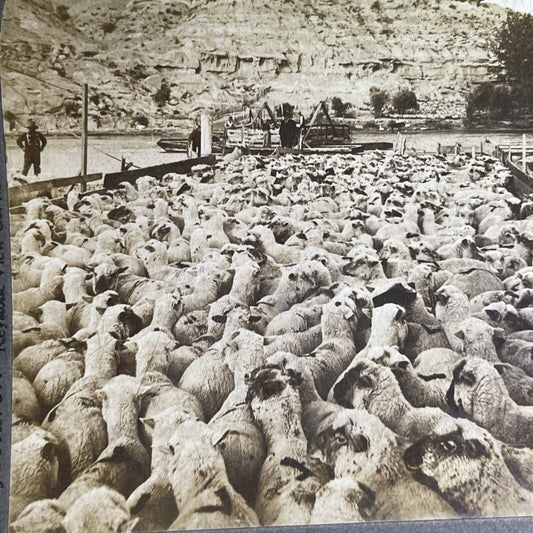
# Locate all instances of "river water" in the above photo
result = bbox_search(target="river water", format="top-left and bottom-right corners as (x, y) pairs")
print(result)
(3, 130), (532, 182)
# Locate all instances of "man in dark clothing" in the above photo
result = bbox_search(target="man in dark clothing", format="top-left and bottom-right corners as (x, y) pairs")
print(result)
(17, 120), (47, 176)
(188, 120), (201, 158)
(279, 115), (298, 149)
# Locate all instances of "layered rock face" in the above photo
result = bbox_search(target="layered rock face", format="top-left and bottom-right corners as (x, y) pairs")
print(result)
(0, 0), (508, 130)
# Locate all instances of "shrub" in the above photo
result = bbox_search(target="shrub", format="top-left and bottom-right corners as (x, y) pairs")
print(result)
(392, 89), (419, 114)
(465, 83), (514, 121)
(102, 22), (117, 34)
(371, 1), (381, 11)
(56, 5), (70, 21)
(331, 97), (351, 117)
(64, 99), (81, 118)
(370, 88), (389, 117)
(153, 80), (171, 108)
(132, 114), (149, 127)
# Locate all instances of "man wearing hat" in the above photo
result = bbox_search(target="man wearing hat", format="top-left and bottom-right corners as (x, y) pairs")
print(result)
(16, 119), (47, 176)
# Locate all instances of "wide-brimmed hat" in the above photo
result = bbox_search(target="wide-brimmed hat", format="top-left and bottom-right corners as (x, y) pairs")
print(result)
(27, 120), (38, 130)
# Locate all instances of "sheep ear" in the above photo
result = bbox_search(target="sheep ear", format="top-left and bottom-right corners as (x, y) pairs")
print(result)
(211, 428), (230, 447)
(455, 330), (465, 340)
(460, 370), (476, 386)
(485, 309), (501, 322)
(211, 314), (228, 324)
(40, 442), (56, 462)
(116, 266), (129, 275)
(109, 331), (120, 339)
(502, 445), (533, 491)
(21, 327), (41, 333)
(492, 328), (505, 348)
(493, 363), (509, 376)
(140, 417), (156, 430)
(81, 294), (93, 303)
(249, 314), (262, 323)
(129, 492), (150, 515)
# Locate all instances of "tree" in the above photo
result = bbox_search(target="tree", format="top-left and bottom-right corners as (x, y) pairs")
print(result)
(392, 89), (419, 114)
(493, 12), (533, 86)
(465, 83), (513, 121)
(153, 80), (171, 108)
(370, 88), (388, 117)
(330, 97), (351, 117)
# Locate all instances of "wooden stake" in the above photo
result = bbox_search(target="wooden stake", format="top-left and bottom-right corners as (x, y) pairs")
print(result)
(201, 112), (212, 156)
(81, 83), (88, 190)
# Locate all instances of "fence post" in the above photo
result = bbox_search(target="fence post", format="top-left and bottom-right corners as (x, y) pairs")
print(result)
(201, 111), (212, 156)
(472, 145), (476, 159)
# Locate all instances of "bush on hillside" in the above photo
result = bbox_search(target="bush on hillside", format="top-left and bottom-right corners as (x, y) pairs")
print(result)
(153, 80), (171, 108)
(392, 89), (419, 114)
(331, 97), (351, 117)
(369, 88), (389, 118)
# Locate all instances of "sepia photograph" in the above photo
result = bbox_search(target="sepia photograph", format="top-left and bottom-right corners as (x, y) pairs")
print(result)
(2, 0), (533, 532)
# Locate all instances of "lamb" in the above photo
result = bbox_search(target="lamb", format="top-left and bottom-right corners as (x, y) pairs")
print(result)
(84, 332), (123, 380)
(403, 417), (533, 516)
(450, 357), (533, 448)
(167, 420), (260, 530)
(9, 429), (59, 522)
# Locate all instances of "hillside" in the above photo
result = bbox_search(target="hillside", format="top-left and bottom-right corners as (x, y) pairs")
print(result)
(0, 0), (511, 132)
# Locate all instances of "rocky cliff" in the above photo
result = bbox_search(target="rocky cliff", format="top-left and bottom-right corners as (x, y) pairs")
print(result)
(0, 0), (511, 131)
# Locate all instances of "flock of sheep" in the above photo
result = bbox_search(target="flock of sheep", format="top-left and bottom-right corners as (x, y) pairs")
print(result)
(9, 147), (533, 532)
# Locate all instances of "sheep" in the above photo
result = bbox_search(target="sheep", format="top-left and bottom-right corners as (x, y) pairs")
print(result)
(245, 364), (322, 525)
(494, 362), (533, 406)
(450, 357), (533, 448)
(443, 266), (504, 298)
(12, 370), (41, 422)
(454, 317), (503, 362)
(13, 301), (70, 357)
(62, 487), (138, 533)
(9, 429), (59, 522)
(310, 409), (456, 520)
(139, 371), (204, 446)
(167, 421), (260, 530)
(8, 499), (66, 533)
(33, 350), (85, 412)
(42, 379), (108, 487)
(13, 265), (64, 315)
(332, 359), (450, 441)
(14, 338), (72, 382)
(435, 285), (470, 351)
(403, 417), (533, 517)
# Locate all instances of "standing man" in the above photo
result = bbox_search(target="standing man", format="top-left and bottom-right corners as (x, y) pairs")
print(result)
(17, 119), (47, 176)
(279, 113), (298, 149)
(188, 117), (201, 158)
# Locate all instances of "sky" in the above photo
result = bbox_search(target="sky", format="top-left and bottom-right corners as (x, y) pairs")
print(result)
(484, 0), (533, 14)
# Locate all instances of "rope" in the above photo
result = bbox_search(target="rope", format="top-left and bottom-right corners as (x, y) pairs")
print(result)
(2, 64), (82, 95)
(64, 129), (141, 169)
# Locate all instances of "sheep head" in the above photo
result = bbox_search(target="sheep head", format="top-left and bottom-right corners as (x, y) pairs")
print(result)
(403, 419), (510, 516)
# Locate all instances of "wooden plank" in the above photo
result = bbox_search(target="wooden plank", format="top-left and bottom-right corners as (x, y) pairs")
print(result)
(8, 172), (103, 207)
(103, 155), (216, 188)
